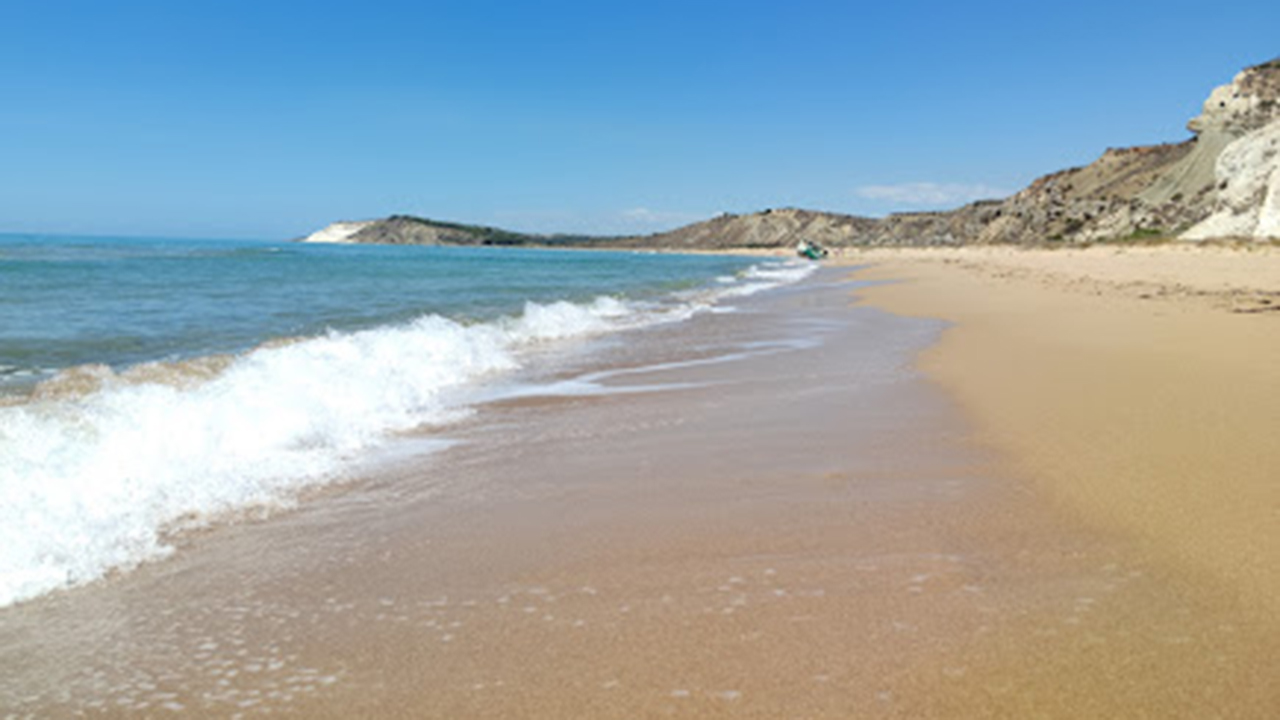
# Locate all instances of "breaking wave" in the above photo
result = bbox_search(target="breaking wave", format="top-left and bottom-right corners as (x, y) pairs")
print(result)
(0, 260), (814, 607)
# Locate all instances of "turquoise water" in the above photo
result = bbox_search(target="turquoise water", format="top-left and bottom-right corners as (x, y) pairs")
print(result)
(0, 234), (757, 384)
(0, 232), (813, 608)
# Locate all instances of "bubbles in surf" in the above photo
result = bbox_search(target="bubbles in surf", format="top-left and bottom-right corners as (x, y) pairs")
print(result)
(0, 240), (815, 607)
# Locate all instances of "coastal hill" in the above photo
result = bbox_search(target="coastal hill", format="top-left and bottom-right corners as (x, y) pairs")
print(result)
(296, 216), (605, 247)
(301, 58), (1280, 250)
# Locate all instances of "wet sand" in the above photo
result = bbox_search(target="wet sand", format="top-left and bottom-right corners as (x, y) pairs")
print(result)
(2, 260), (1277, 718)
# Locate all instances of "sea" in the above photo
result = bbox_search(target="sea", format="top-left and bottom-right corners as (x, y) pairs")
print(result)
(0, 232), (815, 609)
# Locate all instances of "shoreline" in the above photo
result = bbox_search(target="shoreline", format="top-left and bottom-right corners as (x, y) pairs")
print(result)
(0, 269), (1059, 717)
(3, 251), (1277, 717)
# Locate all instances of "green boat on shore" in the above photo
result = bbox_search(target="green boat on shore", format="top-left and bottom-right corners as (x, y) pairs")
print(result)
(796, 240), (828, 260)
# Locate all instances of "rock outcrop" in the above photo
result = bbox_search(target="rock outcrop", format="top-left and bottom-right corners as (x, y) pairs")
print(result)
(1183, 121), (1280, 239)
(1182, 60), (1280, 240)
(300, 59), (1280, 249)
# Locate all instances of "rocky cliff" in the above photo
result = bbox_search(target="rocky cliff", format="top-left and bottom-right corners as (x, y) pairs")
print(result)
(302, 59), (1280, 250)
(631, 58), (1280, 248)
(1182, 59), (1280, 240)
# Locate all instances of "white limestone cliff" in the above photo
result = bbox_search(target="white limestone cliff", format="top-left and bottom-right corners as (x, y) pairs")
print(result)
(1177, 61), (1280, 240)
(1184, 121), (1280, 240)
(301, 221), (375, 244)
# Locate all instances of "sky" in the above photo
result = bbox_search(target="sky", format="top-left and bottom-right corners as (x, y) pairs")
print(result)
(2, 0), (1278, 240)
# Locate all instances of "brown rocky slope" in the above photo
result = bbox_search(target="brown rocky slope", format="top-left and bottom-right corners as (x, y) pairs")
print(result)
(626, 58), (1279, 250)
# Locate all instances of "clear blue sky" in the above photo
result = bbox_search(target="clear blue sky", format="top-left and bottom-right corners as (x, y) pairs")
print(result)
(2, 0), (1277, 239)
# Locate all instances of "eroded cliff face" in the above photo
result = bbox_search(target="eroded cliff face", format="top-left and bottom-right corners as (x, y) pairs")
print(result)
(641, 59), (1280, 248)
(1183, 121), (1280, 239)
(300, 221), (375, 244)
(994, 59), (1280, 243)
(1183, 60), (1280, 240)
(971, 141), (1200, 243)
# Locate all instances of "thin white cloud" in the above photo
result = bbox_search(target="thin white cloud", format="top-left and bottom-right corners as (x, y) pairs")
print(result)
(620, 207), (699, 224)
(617, 207), (704, 231)
(488, 208), (703, 236)
(855, 182), (1010, 208)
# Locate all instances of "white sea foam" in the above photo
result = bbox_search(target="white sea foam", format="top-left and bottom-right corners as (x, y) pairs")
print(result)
(716, 261), (817, 297)
(0, 260), (812, 607)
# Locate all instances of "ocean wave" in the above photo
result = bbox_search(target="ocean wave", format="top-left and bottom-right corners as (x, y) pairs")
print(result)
(0, 259), (813, 607)
(719, 262), (817, 297)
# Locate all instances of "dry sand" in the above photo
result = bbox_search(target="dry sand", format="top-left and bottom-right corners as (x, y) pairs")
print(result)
(849, 244), (1280, 609)
(846, 243), (1280, 716)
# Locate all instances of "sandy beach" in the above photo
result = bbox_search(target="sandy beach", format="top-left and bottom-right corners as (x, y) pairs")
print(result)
(851, 244), (1280, 611)
(8, 3), (1280, 717)
(3, 247), (1278, 718)
(849, 244), (1280, 716)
